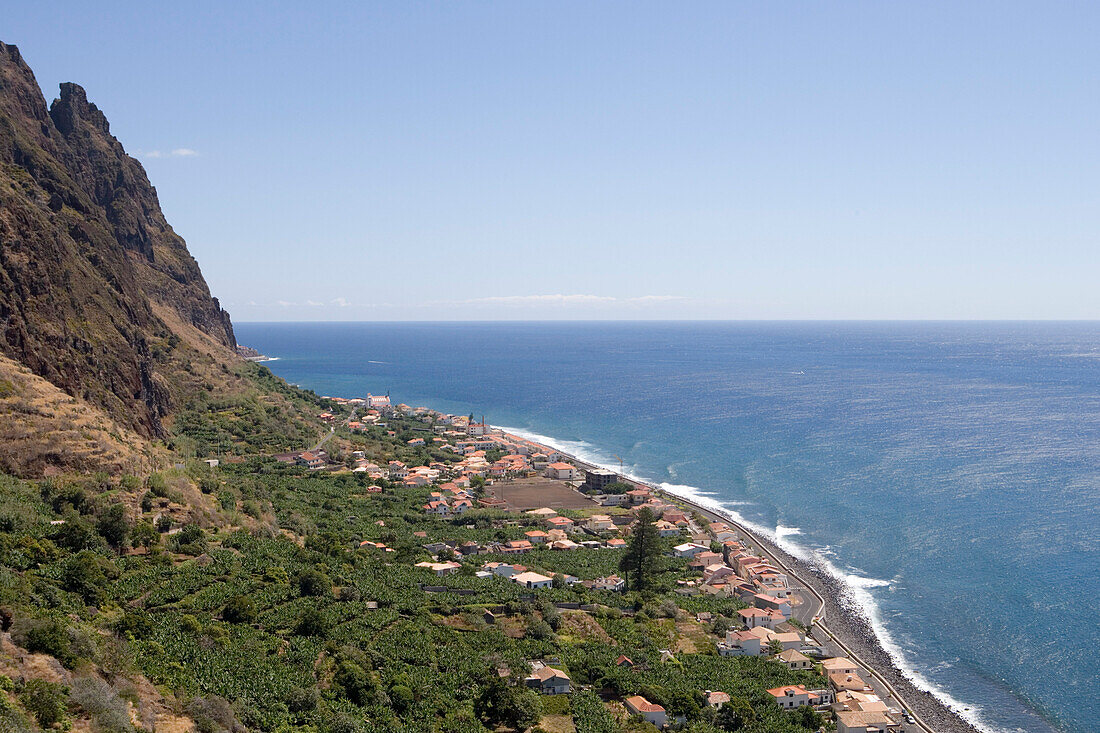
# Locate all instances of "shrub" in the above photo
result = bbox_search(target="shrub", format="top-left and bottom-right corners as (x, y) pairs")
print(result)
(187, 695), (242, 733)
(50, 514), (100, 552)
(19, 678), (68, 728)
(222, 595), (257, 624)
(715, 697), (755, 731)
(70, 676), (133, 732)
(294, 609), (328, 637)
(333, 655), (373, 704)
(323, 710), (364, 733)
(96, 503), (129, 549)
(131, 521), (159, 549)
(526, 619), (554, 640)
(285, 686), (318, 713)
(115, 610), (154, 639)
(572, 690), (616, 733)
(61, 550), (115, 606)
(0, 698), (33, 733)
(18, 617), (72, 665)
(474, 679), (538, 731)
(178, 524), (205, 545)
(296, 569), (331, 597)
(146, 474), (169, 498)
(180, 615), (204, 635)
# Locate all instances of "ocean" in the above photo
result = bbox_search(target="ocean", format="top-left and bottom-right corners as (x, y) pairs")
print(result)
(234, 321), (1099, 733)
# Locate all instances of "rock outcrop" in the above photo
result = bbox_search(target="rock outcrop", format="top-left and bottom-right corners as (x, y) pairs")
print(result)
(0, 40), (235, 443)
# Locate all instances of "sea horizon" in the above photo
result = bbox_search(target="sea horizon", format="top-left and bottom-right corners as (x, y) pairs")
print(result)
(236, 320), (1099, 733)
(236, 319), (1100, 324)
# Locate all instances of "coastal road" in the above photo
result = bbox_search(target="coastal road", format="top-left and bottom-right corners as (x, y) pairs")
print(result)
(708, 515), (933, 733)
(549, 449), (934, 733)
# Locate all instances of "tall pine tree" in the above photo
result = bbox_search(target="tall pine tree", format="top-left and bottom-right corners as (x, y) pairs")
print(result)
(619, 507), (662, 592)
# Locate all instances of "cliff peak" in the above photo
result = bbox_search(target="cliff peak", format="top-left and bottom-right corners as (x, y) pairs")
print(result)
(51, 81), (112, 136)
(0, 39), (237, 472)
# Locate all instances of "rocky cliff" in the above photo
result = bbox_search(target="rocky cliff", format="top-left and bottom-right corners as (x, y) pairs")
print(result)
(0, 41), (236, 451)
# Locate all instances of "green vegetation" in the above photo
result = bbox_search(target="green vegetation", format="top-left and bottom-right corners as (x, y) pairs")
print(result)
(0, 425), (824, 733)
(171, 363), (334, 457)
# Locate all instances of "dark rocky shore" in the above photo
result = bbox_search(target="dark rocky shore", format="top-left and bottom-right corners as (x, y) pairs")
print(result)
(675, 495), (984, 733)
(506, 431), (986, 733)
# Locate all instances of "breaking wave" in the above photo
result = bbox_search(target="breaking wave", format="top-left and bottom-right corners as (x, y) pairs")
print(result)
(497, 423), (1000, 732)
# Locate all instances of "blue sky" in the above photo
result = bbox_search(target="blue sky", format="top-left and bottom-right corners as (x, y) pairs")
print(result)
(8, 2), (1100, 320)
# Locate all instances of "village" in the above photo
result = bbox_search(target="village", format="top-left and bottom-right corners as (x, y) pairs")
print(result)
(266, 394), (922, 733)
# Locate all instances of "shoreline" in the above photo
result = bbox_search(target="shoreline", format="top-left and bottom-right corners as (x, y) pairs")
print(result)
(501, 429), (984, 733)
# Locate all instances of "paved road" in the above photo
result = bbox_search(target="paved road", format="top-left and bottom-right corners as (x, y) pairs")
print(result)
(309, 407), (356, 453)
(670, 495), (932, 732)
(492, 438), (933, 732)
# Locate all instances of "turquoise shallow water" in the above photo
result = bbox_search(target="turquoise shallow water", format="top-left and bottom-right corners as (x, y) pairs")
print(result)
(235, 321), (1100, 733)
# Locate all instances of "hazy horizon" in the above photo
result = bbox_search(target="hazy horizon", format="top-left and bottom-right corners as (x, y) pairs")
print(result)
(234, 317), (1100, 324)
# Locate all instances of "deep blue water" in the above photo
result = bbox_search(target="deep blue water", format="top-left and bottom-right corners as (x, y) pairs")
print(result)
(235, 321), (1100, 733)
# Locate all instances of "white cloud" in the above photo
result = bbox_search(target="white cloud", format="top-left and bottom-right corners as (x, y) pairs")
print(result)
(447, 294), (686, 307)
(305, 300), (324, 307)
(331, 297), (352, 307)
(276, 300), (296, 307)
(627, 295), (688, 303)
(454, 294), (617, 306)
(138, 148), (199, 159)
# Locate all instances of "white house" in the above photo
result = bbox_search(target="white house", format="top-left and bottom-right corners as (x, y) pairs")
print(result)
(835, 711), (897, 733)
(822, 657), (861, 676)
(738, 607), (783, 630)
(672, 542), (709, 558)
(624, 696), (667, 727)
(753, 593), (792, 618)
(767, 685), (818, 709)
(544, 462), (577, 480)
(830, 673), (873, 694)
(655, 520), (681, 537)
(524, 666), (571, 695)
(486, 562), (522, 578)
(775, 649), (814, 670)
(586, 514), (615, 532)
(423, 500), (451, 517)
(718, 630), (763, 657)
(706, 691), (731, 709)
(512, 571), (554, 589)
(414, 561), (461, 577)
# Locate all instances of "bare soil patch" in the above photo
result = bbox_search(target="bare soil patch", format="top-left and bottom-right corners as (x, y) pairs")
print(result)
(488, 478), (599, 510)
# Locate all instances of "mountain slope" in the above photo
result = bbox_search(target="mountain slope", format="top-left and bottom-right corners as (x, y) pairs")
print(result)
(0, 41), (322, 475)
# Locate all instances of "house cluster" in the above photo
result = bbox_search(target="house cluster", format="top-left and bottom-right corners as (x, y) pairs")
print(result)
(421, 481), (478, 517)
(673, 521), (792, 605)
(480, 563), (558, 590)
(754, 656), (903, 731)
(345, 410), (584, 490)
(333, 397), (912, 731)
